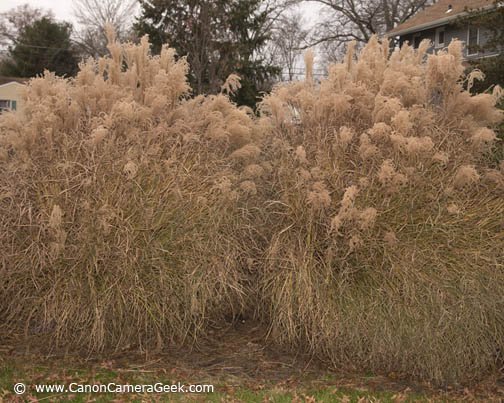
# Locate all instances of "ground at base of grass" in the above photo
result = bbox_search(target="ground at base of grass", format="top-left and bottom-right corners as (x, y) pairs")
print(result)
(0, 321), (502, 402)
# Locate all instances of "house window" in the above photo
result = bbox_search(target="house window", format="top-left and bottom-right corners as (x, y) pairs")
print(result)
(435, 27), (445, 48)
(0, 99), (16, 113)
(467, 26), (480, 56)
(413, 33), (421, 49)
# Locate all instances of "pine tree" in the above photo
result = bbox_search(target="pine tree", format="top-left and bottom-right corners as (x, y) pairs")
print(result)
(1, 16), (78, 78)
(134, 0), (280, 108)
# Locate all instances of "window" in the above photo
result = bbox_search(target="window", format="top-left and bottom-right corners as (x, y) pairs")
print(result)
(0, 99), (16, 113)
(0, 100), (10, 112)
(467, 26), (479, 56)
(435, 27), (445, 48)
(413, 33), (421, 49)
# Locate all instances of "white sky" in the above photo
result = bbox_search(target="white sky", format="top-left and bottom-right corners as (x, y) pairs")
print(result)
(0, 0), (77, 23)
(0, 1), (322, 26)
(0, 0), (324, 74)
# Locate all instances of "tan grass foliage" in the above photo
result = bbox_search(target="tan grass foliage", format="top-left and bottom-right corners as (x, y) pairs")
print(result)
(257, 36), (504, 383)
(0, 33), (261, 352)
(0, 33), (503, 384)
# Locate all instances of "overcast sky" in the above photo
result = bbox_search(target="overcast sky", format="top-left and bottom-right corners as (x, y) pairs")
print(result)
(0, 0), (323, 73)
(0, 1), (322, 26)
(0, 0), (77, 23)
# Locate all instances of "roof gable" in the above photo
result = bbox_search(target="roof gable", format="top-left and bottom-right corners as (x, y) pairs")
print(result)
(0, 81), (26, 89)
(0, 76), (28, 86)
(387, 0), (495, 37)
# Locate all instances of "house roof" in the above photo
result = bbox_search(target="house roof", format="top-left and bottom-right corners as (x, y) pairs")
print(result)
(387, 0), (495, 37)
(0, 82), (26, 90)
(0, 76), (28, 86)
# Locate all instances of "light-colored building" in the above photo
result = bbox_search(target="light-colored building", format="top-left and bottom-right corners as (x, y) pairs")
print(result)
(0, 77), (28, 114)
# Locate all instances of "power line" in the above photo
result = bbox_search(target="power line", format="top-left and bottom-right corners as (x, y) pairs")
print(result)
(7, 43), (74, 51)
(0, 40), (79, 52)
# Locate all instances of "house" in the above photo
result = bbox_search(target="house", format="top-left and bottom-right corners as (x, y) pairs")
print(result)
(0, 77), (28, 114)
(386, 0), (502, 60)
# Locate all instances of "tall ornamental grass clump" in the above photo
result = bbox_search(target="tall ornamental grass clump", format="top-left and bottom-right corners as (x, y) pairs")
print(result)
(1, 30), (503, 385)
(257, 37), (504, 383)
(0, 30), (265, 352)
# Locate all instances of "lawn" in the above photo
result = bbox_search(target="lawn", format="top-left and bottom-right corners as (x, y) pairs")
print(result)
(0, 360), (447, 402)
(0, 362), (416, 402)
(1, 322), (502, 402)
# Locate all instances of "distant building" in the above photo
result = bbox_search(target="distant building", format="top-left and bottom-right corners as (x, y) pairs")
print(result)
(386, 0), (502, 60)
(0, 77), (28, 114)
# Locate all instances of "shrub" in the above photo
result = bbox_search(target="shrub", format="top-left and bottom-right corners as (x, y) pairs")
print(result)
(257, 37), (504, 383)
(0, 31), (263, 352)
(1, 32), (503, 385)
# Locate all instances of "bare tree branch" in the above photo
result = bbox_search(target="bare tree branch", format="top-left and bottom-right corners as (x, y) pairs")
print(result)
(305, 0), (434, 54)
(268, 10), (309, 80)
(72, 0), (138, 58)
(287, 0), (434, 69)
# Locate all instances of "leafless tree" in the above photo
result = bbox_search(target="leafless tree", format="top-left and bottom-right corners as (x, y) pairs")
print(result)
(306, 0), (436, 55)
(269, 11), (309, 81)
(261, 0), (302, 32)
(72, 0), (138, 58)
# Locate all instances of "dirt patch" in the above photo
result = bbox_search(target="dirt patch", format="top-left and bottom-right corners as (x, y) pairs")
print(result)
(1, 321), (322, 381)
(1, 321), (503, 401)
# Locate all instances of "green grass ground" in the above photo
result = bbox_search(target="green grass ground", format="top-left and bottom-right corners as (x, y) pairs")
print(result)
(2, 357), (502, 402)
(0, 361), (427, 402)
(1, 322), (502, 402)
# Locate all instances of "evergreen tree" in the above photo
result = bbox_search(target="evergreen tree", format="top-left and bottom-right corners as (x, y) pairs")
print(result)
(1, 16), (78, 78)
(0, 4), (53, 48)
(134, 0), (280, 108)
